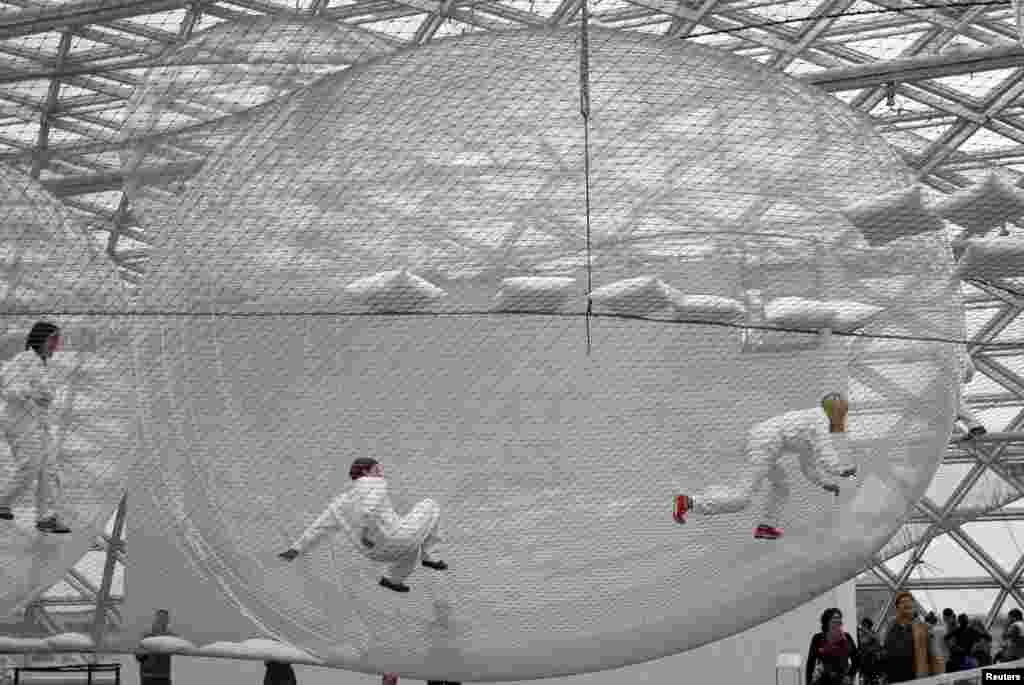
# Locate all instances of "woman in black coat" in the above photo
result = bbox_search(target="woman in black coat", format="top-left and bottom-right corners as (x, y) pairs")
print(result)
(264, 661), (297, 685)
(807, 608), (860, 685)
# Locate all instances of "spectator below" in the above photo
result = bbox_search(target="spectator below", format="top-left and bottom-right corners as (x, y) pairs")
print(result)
(806, 607), (859, 685)
(1001, 609), (1024, 663)
(136, 610), (174, 685)
(264, 662), (296, 685)
(883, 591), (944, 683)
(857, 618), (883, 685)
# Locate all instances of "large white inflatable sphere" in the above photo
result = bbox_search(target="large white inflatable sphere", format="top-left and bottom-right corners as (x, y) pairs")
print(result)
(129, 27), (960, 680)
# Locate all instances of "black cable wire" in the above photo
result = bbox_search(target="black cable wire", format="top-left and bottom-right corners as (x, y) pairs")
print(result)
(580, 0), (595, 356)
(2, 307), (1022, 348)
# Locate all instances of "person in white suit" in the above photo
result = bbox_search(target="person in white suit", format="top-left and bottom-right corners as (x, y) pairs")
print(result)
(675, 400), (857, 540)
(0, 321), (70, 534)
(278, 458), (447, 593)
(955, 347), (986, 438)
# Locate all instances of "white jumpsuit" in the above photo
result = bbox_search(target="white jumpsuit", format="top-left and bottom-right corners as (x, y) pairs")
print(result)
(692, 408), (856, 526)
(0, 351), (59, 519)
(291, 476), (442, 584)
(956, 350), (984, 434)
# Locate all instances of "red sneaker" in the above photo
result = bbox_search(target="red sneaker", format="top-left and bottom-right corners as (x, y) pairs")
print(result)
(755, 524), (783, 540)
(674, 495), (691, 524)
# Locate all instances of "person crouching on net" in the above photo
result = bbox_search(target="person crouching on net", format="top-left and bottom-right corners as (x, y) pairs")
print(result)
(278, 457), (448, 593)
(674, 395), (857, 540)
(0, 321), (70, 534)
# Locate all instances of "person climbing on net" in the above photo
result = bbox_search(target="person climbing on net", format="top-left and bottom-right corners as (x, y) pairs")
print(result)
(0, 321), (71, 534)
(674, 393), (856, 540)
(278, 457), (448, 593)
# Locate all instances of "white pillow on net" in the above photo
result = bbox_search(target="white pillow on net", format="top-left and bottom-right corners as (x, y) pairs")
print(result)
(44, 633), (94, 650)
(763, 297), (881, 332)
(344, 269), (445, 312)
(839, 185), (944, 247)
(588, 276), (681, 316)
(139, 636), (197, 653)
(935, 173), (1024, 235)
(668, 294), (747, 323)
(956, 236), (1024, 281)
(763, 297), (834, 330)
(825, 299), (885, 332)
(495, 276), (576, 312)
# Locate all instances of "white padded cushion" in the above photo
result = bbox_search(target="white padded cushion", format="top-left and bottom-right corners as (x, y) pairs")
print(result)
(956, 236), (1024, 281)
(839, 185), (944, 247)
(139, 635), (197, 653)
(0, 637), (42, 651)
(589, 276), (680, 315)
(195, 639), (319, 662)
(827, 299), (885, 332)
(45, 633), (94, 650)
(764, 297), (882, 332)
(936, 173), (1024, 234)
(669, 294), (746, 323)
(764, 297), (834, 329)
(496, 276), (576, 312)
(344, 269), (445, 311)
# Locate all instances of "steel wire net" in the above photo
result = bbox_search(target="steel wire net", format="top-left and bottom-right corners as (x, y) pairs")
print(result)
(1, 16), (979, 681)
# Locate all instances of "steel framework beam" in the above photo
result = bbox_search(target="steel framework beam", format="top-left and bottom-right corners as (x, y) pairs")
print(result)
(805, 44), (1024, 92)
(91, 493), (126, 650)
(0, 0), (194, 40)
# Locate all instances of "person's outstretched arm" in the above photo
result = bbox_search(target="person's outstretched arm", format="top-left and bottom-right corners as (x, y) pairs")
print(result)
(280, 496), (346, 559)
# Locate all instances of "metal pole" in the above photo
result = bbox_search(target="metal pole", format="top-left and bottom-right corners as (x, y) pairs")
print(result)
(90, 493), (127, 654)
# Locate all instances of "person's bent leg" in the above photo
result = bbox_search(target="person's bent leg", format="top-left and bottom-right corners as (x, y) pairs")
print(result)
(681, 423), (779, 522)
(0, 427), (43, 515)
(33, 426), (68, 534)
(380, 550), (419, 593)
(956, 393), (986, 436)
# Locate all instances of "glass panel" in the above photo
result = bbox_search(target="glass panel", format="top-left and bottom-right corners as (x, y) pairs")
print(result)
(919, 532), (991, 577)
(961, 521), (1024, 574)
(925, 463), (973, 509)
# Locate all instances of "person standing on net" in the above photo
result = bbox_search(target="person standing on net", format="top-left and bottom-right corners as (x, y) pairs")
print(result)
(0, 321), (69, 534)
(136, 609), (174, 685)
(279, 458), (448, 593)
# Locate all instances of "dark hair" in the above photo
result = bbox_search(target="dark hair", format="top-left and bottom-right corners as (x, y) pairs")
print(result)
(350, 457), (380, 480)
(820, 608), (842, 633)
(861, 618), (874, 630)
(894, 591), (914, 609)
(925, 611), (938, 625)
(25, 321), (59, 359)
(1010, 609), (1023, 622)
(943, 608), (955, 618)
(958, 614), (969, 628)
